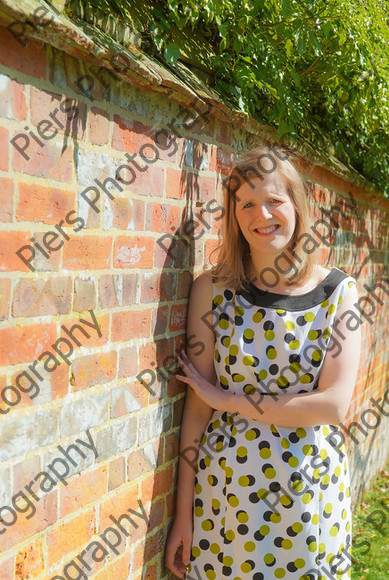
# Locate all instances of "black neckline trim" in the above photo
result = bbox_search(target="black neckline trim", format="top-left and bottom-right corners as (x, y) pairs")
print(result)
(236, 267), (349, 310)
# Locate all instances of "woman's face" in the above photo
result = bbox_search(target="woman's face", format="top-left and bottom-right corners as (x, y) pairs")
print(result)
(234, 170), (296, 256)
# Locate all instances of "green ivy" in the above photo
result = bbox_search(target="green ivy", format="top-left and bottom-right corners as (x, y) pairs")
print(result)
(71, 0), (389, 197)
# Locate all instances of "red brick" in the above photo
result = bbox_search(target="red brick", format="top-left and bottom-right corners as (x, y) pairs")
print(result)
(16, 182), (76, 224)
(0, 278), (10, 320)
(0, 125), (9, 171)
(0, 176), (13, 221)
(98, 483), (138, 532)
(70, 350), (117, 391)
(74, 276), (97, 311)
(60, 467), (107, 518)
(166, 167), (187, 199)
(105, 197), (134, 229)
(98, 273), (137, 309)
(164, 430), (180, 463)
(169, 304), (187, 332)
(0, 490), (57, 552)
(112, 116), (154, 154)
(30, 88), (86, 140)
(89, 106), (110, 145)
(94, 552), (131, 580)
(12, 137), (73, 183)
(116, 162), (164, 198)
(118, 345), (138, 378)
(0, 556), (14, 579)
(47, 509), (96, 566)
(108, 457), (126, 491)
(50, 363), (68, 401)
(63, 235), (112, 269)
(112, 309), (151, 342)
(0, 25), (46, 78)
(0, 320), (56, 366)
(140, 272), (177, 303)
(113, 236), (154, 268)
(16, 539), (44, 579)
(146, 201), (180, 233)
(12, 276), (72, 317)
(59, 312), (109, 348)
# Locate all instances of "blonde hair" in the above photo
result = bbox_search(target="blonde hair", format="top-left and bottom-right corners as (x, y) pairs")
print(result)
(209, 144), (317, 292)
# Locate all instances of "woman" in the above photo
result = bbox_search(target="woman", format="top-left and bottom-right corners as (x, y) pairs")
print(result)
(165, 145), (361, 580)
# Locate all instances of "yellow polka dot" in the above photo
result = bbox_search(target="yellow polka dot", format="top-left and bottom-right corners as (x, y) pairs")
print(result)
(304, 312), (315, 322)
(311, 513), (319, 524)
(285, 320), (295, 330)
(192, 546), (201, 558)
(289, 340), (300, 350)
(237, 511), (249, 523)
(295, 558), (305, 568)
(281, 438), (290, 449)
(260, 447), (271, 459)
(296, 428), (306, 438)
(260, 524), (270, 535)
(308, 541), (317, 552)
(264, 553), (275, 565)
(328, 304), (336, 314)
(195, 506), (203, 516)
(210, 543), (220, 554)
(264, 467), (276, 479)
(202, 519), (213, 531)
(223, 555), (233, 566)
(225, 530), (235, 541)
(302, 493), (312, 504)
(264, 330), (275, 340)
(281, 539), (293, 549)
(244, 541), (255, 552)
(275, 568), (286, 578)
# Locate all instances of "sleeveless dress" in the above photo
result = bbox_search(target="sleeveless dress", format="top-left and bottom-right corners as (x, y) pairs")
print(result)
(185, 266), (356, 580)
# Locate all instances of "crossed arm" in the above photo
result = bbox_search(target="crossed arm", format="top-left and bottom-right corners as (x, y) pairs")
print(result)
(178, 283), (361, 428)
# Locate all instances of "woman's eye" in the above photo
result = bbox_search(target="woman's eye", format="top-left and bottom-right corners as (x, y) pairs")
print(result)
(243, 202), (253, 209)
(270, 198), (281, 204)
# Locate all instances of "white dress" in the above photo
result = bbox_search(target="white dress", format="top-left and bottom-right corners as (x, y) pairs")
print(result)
(185, 266), (355, 580)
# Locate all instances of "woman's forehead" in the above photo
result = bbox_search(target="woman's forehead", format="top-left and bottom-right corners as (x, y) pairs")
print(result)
(236, 171), (288, 197)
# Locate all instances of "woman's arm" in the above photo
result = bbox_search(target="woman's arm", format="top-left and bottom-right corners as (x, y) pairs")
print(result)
(174, 271), (217, 519)
(226, 283), (361, 427)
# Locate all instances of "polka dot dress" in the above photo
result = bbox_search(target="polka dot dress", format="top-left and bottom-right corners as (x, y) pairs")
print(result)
(185, 266), (356, 580)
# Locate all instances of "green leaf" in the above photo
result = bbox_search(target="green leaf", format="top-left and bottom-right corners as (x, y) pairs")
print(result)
(164, 43), (181, 66)
(285, 38), (293, 58)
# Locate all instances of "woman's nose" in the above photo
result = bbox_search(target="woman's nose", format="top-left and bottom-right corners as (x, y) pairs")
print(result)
(254, 203), (272, 220)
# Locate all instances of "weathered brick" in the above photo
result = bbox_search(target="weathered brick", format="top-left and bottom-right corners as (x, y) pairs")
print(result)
(89, 106), (110, 145)
(0, 490), (57, 552)
(59, 392), (109, 437)
(95, 415), (138, 461)
(118, 345), (138, 378)
(112, 309), (151, 342)
(111, 384), (143, 417)
(16, 182), (76, 224)
(12, 276), (72, 317)
(94, 551), (131, 580)
(74, 276), (97, 311)
(0, 25), (46, 78)
(104, 197), (134, 230)
(0, 278), (11, 320)
(0, 320), (57, 365)
(30, 87), (86, 140)
(15, 539), (44, 579)
(113, 235), (154, 268)
(47, 509), (96, 566)
(140, 272), (177, 303)
(108, 456), (126, 491)
(165, 167), (186, 199)
(13, 454), (41, 494)
(0, 409), (57, 461)
(98, 273), (137, 309)
(0, 74), (27, 120)
(63, 235), (112, 269)
(12, 137), (74, 182)
(60, 466), (107, 517)
(70, 350), (117, 391)
(0, 125), (9, 170)
(0, 176), (13, 221)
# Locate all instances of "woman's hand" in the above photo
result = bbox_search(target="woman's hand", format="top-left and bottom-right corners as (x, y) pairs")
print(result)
(165, 515), (193, 578)
(176, 349), (232, 412)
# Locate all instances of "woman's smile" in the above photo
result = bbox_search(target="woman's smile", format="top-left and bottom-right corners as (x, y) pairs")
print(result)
(253, 224), (280, 236)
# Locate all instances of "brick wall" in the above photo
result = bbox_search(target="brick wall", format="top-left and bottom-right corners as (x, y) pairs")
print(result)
(0, 17), (388, 580)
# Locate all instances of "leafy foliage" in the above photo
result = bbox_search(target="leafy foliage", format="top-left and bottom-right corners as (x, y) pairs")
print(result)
(73, 0), (389, 196)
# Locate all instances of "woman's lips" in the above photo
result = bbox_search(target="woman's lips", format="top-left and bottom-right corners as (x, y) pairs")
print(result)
(253, 224), (280, 236)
